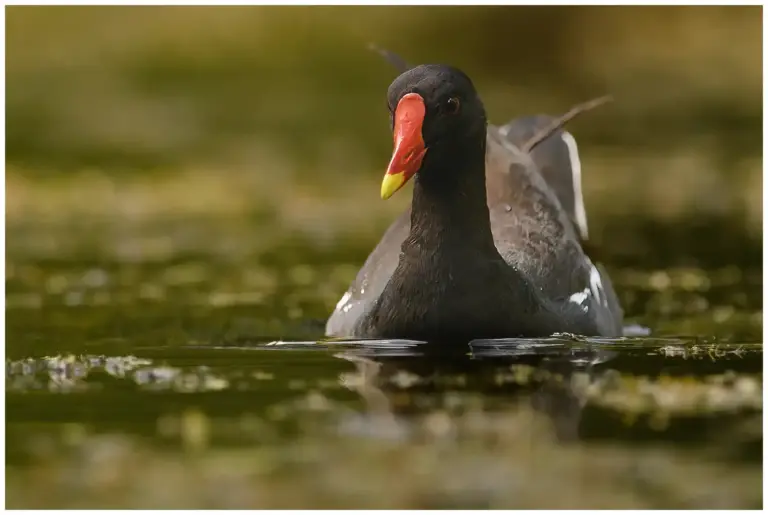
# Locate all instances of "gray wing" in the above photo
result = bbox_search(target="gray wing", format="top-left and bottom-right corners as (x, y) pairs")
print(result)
(497, 115), (589, 240)
(325, 209), (410, 337)
(486, 121), (623, 335)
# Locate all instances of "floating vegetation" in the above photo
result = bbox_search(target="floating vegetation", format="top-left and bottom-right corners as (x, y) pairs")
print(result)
(585, 370), (761, 417)
(6, 355), (230, 394)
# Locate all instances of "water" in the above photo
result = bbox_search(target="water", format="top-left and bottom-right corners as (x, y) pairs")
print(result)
(5, 215), (763, 509)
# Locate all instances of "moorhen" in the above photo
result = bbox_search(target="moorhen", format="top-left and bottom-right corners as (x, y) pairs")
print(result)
(326, 64), (623, 341)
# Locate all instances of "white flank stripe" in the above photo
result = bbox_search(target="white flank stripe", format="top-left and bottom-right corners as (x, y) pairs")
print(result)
(561, 131), (589, 240)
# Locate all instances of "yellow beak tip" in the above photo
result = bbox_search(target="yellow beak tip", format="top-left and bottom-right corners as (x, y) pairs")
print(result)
(381, 173), (406, 200)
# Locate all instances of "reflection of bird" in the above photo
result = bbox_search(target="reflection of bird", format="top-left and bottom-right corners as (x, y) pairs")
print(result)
(327, 64), (623, 341)
(333, 342), (616, 443)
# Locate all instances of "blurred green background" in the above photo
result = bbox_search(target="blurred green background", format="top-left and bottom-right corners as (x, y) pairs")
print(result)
(6, 5), (762, 266)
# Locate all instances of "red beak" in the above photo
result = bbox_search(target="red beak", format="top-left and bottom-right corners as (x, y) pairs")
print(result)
(381, 93), (427, 199)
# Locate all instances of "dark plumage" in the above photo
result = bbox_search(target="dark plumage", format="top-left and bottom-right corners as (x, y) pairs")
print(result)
(326, 64), (623, 342)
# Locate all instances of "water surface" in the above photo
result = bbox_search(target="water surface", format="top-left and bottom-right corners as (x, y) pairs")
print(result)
(6, 216), (762, 509)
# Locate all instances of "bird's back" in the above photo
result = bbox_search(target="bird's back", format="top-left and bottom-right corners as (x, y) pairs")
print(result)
(487, 119), (623, 335)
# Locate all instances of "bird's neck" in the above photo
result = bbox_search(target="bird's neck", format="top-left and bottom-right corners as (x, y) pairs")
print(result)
(404, 136), (497, 255)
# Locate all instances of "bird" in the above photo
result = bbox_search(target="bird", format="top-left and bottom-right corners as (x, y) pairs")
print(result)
(326, 64), (623, 343)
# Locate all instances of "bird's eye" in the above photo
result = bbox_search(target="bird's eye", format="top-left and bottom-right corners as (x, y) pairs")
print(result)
(446, 97), (461, 115)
